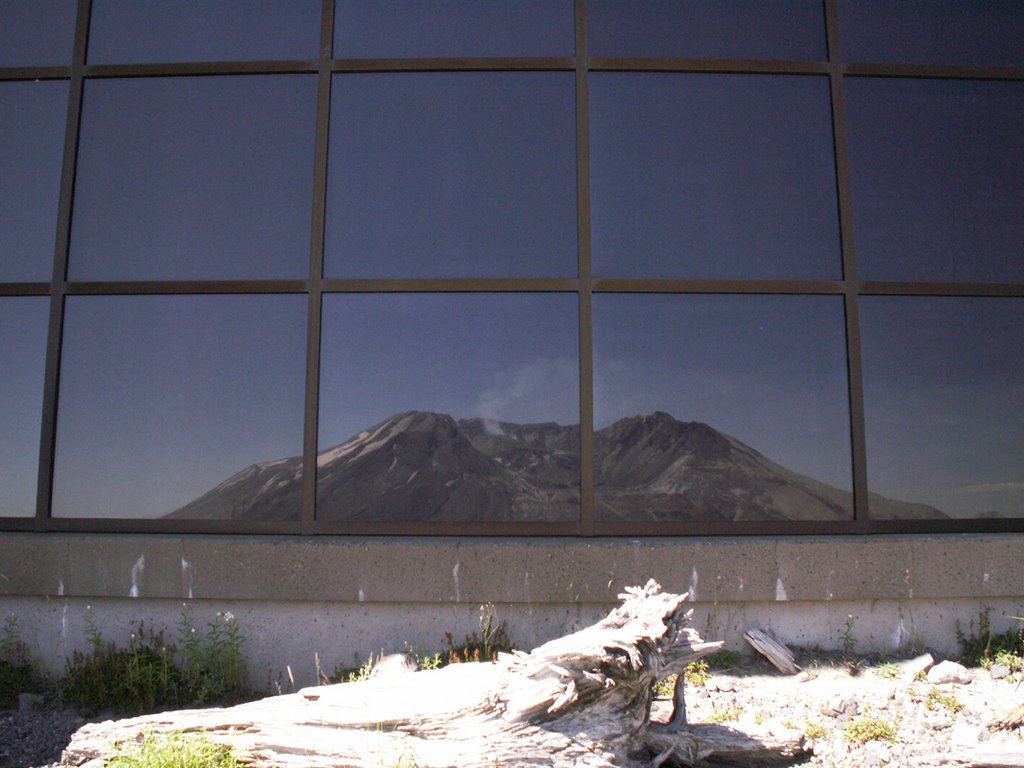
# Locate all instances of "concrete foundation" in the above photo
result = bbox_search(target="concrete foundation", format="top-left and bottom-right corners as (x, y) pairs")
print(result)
(1, 533), (1022, 689)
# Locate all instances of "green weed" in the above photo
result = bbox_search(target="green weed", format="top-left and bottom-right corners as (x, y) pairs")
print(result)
(684, 659), (710, 686)
(924, 688), (964, 715)
(956, 608), (1024, 670)
(1, 616), (41, 709)
(107, 731), (240, 768)
(444, 603), (514, 664)
(804, 721), (828, 740)
(844, 716), (898, 744)
(60, 605), (249, 715)
(706, 704), (743, 723)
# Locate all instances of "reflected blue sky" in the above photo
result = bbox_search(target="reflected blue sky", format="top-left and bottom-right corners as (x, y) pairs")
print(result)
(0, 80), (68, 282)
(0, 0), (76, 67)
(846, 78), (1024, 283)
(88, 0), (322, 64)
(318, 294), (579, 450)
(862, 297), (1024, 518)
(53, 295), (307, 518)
(590, 73), (840, 279)
(588, 0), (826, 60)
(335, 0), (573, 58)
(594, 294), (852, 491)
(839, 0), (1024, 66)
(326, 72), (577, 278)
(70, 75), (317, 281)
(0, 298), (48, 517)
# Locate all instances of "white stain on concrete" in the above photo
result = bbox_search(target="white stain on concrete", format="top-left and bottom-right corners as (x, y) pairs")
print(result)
(983, 573), (990, 584)
(904, 569), (913, 599)
(128, 555), (145, 598)
(524, 570), (533, 616)
(181, 558), (193, 599)
(775, 577), (788, 601)
(688, 566), (698, 602)
(453, 561), (461, 602)
(893, 617), (906, 649)
(358, 588), (365, 602)
(59, 580), (67, 641)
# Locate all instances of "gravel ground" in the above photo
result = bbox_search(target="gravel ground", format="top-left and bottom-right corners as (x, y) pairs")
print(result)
(2, 654), (1022, 767)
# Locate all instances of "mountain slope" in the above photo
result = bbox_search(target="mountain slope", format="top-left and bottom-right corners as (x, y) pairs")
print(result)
(165, 410), (945, 522)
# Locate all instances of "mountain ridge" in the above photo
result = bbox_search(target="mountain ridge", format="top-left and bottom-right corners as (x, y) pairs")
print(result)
(165, 410), (946, 522)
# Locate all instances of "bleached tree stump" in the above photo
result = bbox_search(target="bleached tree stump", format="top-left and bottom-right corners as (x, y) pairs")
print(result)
(62, 581), (808, 768)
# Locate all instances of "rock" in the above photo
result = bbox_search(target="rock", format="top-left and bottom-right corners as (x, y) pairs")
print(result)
(928, 660), (972, 685)
(368, 653), (417, 680)
(989, 664), (1011, 681)
(901, 652), (935, 680)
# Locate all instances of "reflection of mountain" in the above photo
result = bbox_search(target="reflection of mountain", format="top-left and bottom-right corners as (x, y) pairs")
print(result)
(166, 410), (946, 522)
(593, 412), (943, 521)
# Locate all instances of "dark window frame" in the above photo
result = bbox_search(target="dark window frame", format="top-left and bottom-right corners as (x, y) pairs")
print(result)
(1, 0), (1021, 536)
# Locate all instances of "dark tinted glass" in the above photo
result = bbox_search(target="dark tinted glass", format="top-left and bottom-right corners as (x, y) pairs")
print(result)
(861, 297), (1024, 520)
(70, 75), (316, 281)
(846, 78), (1024, 283)
(88, 0), (321, 64)
(326, 73), (576, 278)
(839, 0), (1024, 67)
(0, 0), (77, 67)
(588, 0), (826, 60)
(317, 293), (580, 522)
(590, 74), (840, 279)
(52, 295), (306, 520)
(593, 294), (852, 522)
(335, 0), (573, 58)
(0, 80), (68, 282)
(0, 298), (48, 517)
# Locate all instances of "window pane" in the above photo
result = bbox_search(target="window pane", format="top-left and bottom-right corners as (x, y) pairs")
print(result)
(589, 0), (826, 61)
(0, 0), (76, 67)
(0, 298), (48, 517)
(70, 75), (316, 281)
(335, 0), (573, 58)
(846, 78), (1024, 283)
(88, 0), (321, 64)
(52, 295), (307, 520)
(839, 0), (1024, 67)
(593, 294), (852, 522)
(317, 293), (580, 522)
(0, 80), (67, 282)
(590, 74), (840, 279)
(862, 297), (1024, 520)
(325, 72), (577, 279)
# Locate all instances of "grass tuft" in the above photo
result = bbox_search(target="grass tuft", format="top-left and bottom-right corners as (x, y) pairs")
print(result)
(107, 732), (239, 768)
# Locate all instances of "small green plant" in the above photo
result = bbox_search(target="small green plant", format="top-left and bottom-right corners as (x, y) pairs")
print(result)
(844, 716), (898, 744)
(652, 673), (677, 698)
(841, 614), (857, 657)
(107, 731), (240, 768)
(705, 650), (742, 669)
(684, 659), (710, 686)
(924, 688), (964, 715)
(60, 619), (180, 715)
(706, 703), (743, 723)
(804, 721), (828, 740)
(60, 604), (250, 715)
(1, 615), (41, 709)
(333, 652), (379, 683)
(873, 661), (901, 679)
(957, 608), (1024, 670)
(177, 606), (246, 704)
(444, 603), (514, 664)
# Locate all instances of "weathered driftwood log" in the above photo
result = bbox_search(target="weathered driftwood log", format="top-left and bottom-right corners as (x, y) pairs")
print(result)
(989, 702), (1024, 731)
(744, 628), (801, 675)
(62, 581), (808, 768)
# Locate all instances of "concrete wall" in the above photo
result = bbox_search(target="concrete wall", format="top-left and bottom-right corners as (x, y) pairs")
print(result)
(1, 533), (1022, 689)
